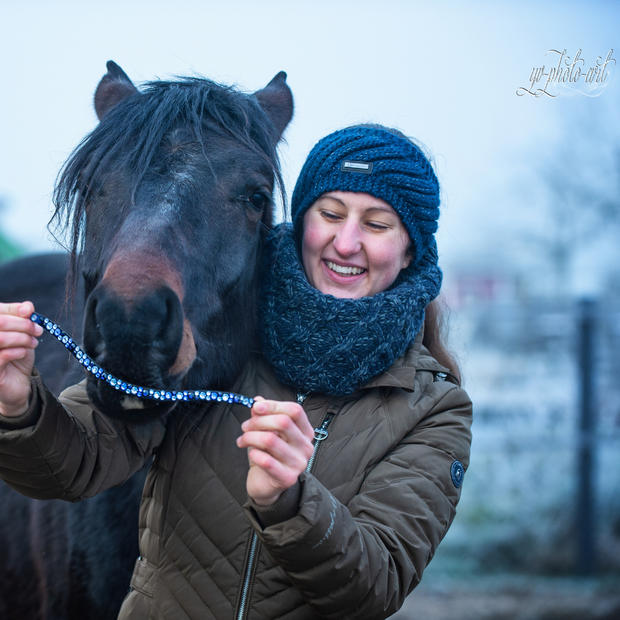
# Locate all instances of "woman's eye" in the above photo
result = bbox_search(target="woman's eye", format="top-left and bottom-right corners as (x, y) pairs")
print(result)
(366, 222), (389, 231)
(321, 210), (342, 221)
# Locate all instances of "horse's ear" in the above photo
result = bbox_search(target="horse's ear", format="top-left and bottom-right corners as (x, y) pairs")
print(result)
(254, 72), (294, 140)
(94, 61), (139, 121)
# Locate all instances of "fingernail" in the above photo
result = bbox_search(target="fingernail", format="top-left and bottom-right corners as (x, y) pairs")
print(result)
(241, 421), (249, 431)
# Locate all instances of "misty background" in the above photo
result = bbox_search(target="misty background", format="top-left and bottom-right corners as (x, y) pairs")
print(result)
(1, 1), (619, 618)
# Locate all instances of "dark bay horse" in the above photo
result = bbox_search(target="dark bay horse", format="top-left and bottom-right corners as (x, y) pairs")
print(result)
(0, 60), (293, 620)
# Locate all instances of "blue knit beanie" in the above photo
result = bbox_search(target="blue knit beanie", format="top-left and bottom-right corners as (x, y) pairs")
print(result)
(291, 125), (440, 266)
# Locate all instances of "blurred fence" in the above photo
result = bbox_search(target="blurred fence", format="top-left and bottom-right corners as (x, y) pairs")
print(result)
(435, 298), (620, 576)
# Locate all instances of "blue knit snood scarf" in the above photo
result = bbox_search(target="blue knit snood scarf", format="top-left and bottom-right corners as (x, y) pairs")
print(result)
(259, 224), (443, 396)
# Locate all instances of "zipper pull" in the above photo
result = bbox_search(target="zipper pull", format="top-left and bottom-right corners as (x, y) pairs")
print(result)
(306, 413), (334, 473)
(313, 419), (331, 442)
(313, 413), (334, 441)
(296, 390), (309, 405)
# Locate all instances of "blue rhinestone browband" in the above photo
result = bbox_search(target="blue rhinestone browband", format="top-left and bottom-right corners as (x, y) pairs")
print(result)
(30, 312), (254, 408)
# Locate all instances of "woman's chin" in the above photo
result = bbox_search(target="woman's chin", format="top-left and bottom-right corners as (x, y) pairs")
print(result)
(317, 267), (368, 299)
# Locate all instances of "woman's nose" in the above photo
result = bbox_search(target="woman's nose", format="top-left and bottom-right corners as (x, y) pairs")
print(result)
(332, 220), (362, 256)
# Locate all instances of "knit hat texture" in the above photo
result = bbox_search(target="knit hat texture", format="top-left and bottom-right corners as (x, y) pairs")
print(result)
(291, 125), (440, 266)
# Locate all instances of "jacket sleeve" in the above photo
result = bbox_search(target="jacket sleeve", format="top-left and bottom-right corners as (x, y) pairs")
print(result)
(244, 380), (472, 620)
(0, 370), (166, 501)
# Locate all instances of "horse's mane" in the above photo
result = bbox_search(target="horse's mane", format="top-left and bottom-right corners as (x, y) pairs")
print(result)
(51, 76), (284, 260)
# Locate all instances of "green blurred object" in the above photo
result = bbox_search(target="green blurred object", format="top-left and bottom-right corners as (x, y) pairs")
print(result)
(0, 230), (22, 263)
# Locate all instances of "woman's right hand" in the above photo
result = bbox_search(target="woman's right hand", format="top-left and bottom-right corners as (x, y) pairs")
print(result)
(0, 301), (41, 417)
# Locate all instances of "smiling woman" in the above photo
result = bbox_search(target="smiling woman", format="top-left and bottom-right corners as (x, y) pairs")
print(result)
(260, 124), (456, 394)
(302, 191), (412, 298)
(236, 125), (471, 618)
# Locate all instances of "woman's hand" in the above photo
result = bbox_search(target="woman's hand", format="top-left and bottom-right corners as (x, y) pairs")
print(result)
(237, 397), (315, 507)
(0, 301), (41, 417)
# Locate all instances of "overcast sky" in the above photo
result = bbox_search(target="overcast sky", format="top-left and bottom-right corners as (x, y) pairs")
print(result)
(1, 0), (618, 295)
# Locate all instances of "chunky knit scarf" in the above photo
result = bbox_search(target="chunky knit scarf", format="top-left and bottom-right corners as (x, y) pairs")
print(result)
(259, 224), (443, 396)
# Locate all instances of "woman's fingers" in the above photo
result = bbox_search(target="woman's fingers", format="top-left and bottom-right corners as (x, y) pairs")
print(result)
(238, 428), (311, 468)
(0, 344), (34, 365)
(239, 398), (316, 506)
(0, 302), (42, 338)
(0, 301), (33, 317)
(0, 302), (41, 364)
(246, 447), (300, 489)
(0, 329), (39, 351)
(0, 302), (41, 367)
(0, 302), (38, 417)
(240, 405), (315, 464)
(0, 301), (33, 318)
(243, 413), (305, 444)
(249, 398), (315, 441)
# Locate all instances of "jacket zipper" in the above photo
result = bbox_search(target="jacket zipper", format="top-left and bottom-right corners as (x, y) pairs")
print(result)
(235, 391), (334, 620)
(306, 411), (335, 474)
(236, 533), (260, 620)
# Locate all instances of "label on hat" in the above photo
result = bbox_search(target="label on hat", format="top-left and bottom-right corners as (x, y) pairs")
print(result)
(341, 160), (373, 174)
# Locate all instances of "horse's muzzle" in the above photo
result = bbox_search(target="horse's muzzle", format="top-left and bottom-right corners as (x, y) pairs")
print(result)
(82, 284), (189, 420)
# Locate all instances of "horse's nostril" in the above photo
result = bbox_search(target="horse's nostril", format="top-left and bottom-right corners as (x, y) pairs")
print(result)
(83, 284), (185, 378)
(163, 296), (177, 335)
(157, 288), (184, 346)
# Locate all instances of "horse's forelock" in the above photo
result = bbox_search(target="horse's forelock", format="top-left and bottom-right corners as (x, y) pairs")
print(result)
(50, 76), (284, 276)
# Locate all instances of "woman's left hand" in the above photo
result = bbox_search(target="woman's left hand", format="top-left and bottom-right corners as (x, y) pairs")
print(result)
(237, 397), (315, 507)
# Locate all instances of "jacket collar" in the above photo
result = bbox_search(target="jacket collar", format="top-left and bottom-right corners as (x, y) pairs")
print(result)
(361, 330), (424, 391)
(361, 328), (454, 391)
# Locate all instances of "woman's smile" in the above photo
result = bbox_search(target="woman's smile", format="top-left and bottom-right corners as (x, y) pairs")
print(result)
(325, 260), (366, 277)
(302, 191), (412, 299)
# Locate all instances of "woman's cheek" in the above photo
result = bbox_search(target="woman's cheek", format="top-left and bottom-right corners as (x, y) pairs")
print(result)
(369, 243), (408, 291)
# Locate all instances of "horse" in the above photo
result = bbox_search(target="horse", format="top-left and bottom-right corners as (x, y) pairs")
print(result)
(0, 60), (293, 620)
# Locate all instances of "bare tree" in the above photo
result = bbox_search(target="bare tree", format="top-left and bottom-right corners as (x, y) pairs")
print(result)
(520, 110), (620, 299)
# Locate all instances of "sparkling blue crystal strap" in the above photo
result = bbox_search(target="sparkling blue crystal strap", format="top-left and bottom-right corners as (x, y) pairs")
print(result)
(30, 313), (254, 408)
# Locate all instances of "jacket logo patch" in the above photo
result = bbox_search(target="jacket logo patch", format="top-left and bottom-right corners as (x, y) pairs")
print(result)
(451, 460), (465, 488)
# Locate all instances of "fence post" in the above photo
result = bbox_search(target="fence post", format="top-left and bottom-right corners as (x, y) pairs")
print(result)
(576, 298), (597, 576)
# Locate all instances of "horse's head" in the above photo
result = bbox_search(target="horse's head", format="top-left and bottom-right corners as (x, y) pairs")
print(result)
(53, 61), (293, 422)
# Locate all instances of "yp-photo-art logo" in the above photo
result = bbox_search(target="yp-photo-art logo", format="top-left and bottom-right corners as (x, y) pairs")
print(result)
(517, 49), (615, 98)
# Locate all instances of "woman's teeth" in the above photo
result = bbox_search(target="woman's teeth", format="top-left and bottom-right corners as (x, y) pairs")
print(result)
(326, 261), (365, 276)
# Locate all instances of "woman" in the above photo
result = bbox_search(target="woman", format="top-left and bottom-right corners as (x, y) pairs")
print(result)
(0, 125), (472, 619)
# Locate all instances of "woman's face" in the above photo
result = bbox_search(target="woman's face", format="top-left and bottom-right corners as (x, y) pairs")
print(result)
(301, 191), (411, 299)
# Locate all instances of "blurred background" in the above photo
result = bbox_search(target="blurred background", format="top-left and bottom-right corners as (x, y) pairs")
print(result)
(1, 1), (619, 618)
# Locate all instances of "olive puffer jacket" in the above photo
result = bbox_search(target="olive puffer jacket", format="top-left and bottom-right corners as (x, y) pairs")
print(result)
(0, 335), (472, 620)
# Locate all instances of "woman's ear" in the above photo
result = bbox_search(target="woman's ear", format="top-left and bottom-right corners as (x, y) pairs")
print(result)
(402, 240), (414, 269)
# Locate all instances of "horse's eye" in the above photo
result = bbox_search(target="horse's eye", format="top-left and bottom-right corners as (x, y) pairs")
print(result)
(248, 193), (267, 211)
(82, 270), (100, 296)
